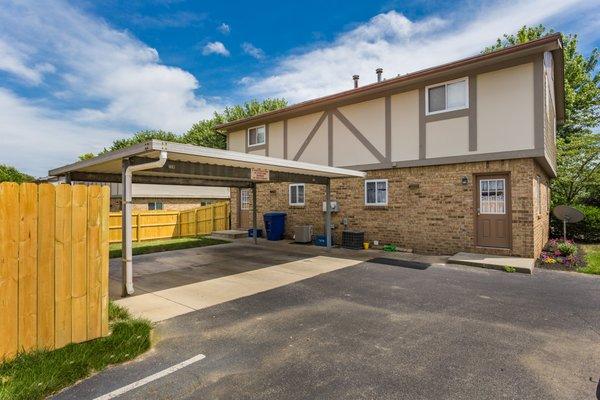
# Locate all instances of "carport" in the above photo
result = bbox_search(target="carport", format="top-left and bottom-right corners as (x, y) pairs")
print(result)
(49, 140), (365, 297)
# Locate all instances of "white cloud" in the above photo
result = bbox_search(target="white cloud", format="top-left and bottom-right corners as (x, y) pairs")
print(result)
(202, 41), (230, 56)
(0, 38), (55, 84)
(0, 88), (122, 177)
(242, 42), (265, 59)
(217, 22), (230, 34)
(241, 0), (589, 103)
(0, 0), (222, 176)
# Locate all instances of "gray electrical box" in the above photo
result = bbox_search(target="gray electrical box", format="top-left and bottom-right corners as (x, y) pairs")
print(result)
(322, 201), (340, 212)
(294, 225), (313, 243)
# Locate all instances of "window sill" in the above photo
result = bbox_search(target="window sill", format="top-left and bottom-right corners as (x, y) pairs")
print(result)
(364, 205), (388, 210)
(289, 205), (305, 208)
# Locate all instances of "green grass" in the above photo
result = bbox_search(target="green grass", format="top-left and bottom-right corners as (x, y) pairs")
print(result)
(109, 235), (229, 258)
(579, 244), (600, 275)
(0, 303), (151, 400)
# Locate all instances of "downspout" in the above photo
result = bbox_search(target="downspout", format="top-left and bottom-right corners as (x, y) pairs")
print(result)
(121, 151), (168, 296)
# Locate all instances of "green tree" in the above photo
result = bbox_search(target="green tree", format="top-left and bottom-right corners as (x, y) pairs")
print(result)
(486, 25), (600, 205)
(79, 153), (95, 161)
(81, 98), (288, 159)
(183, 98), (288, 149)
(552, 134), (600, 205)
(0, 164), (34, 183)
(485, 25), (600, 139)
(102, 130), (183, 153)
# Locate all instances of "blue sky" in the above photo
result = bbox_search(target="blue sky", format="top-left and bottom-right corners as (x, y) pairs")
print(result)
(1, 0), (599, 176)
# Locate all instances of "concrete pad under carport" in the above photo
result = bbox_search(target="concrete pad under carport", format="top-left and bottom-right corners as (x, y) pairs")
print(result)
(113, 242), (363, 322)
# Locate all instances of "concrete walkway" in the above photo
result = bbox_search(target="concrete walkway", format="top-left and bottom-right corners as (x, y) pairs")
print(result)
(116, 255), (361, 322)
(448, 252), (535, 274)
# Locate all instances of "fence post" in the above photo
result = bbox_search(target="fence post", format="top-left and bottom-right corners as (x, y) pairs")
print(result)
(211, 204), (215, 233)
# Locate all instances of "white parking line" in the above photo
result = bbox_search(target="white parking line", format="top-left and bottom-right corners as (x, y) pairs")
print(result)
(92, 353), (206, 400)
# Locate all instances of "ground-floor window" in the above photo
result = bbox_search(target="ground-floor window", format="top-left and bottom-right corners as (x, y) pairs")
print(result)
(365, 179), (388, 206)
(148, 201), (163, 210)
(289, 183), (305, 206)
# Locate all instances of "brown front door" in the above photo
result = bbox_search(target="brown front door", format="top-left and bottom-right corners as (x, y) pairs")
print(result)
(238, 188), (252, 229)
(476, 174), (511, 248)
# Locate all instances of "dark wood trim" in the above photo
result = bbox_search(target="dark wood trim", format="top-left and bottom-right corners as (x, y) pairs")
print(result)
(332, 109), (386, 163)
(265, 123), (270, 156)
(533, 55), (544, 150)
(283, 119), (288, 159)
(424, 108), (469, 123)
(327, 112), (333, 166)
(418, 88), (426, 159)
(293, 112), (327, 161)
(468, 75), (477, 151)
(385, 95), (391, 161)
(340, 149), (544, 171)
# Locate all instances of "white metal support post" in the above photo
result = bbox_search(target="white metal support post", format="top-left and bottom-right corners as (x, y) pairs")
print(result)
(252, 183), (258, 244)
(325, 179), (332, 250)
(121, 158), (133, 297)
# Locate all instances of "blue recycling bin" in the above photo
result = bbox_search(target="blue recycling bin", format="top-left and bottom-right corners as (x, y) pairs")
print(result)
(263, 212), (287, 241)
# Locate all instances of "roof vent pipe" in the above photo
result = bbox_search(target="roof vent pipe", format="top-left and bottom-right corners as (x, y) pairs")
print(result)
(376, 68), (383, 82)
(353, 74), (359, 88)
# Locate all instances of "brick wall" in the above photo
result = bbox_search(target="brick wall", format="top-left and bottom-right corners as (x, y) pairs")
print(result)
(236, 158), (550, 258)
(532, 162), (551, 257)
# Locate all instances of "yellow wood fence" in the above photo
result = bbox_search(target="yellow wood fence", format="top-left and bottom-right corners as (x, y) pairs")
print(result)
(0, 183), (110, 361)
(108, 202), (230, 243)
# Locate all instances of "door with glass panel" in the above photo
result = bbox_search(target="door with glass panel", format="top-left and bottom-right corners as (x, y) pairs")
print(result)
(239, 188), (252, 229)
(476, 174), (511, 248)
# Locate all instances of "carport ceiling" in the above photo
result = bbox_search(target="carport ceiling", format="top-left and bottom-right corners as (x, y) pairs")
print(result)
(49, 140), (366, 186)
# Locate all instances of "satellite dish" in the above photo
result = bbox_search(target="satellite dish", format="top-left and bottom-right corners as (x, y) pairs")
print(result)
(553, 205), (584, 240)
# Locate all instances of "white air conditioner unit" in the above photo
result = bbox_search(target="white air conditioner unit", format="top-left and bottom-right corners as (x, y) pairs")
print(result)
(294, 225), (313, 243)
(322, 201), (339, 212)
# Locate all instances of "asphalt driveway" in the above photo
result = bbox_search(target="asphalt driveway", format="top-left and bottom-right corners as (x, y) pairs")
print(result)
(55, 242), (600, 400)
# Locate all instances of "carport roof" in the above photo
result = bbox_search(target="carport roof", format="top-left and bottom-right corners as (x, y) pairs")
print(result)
(49, 140), (365, 187)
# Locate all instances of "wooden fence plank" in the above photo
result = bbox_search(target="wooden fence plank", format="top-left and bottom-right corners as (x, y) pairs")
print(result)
(0, 183), (19, 359)
(37, 184), (55, 350)
(100, 187), (110, 336)
(107, 202), (230, 243)
(55, 184), (72, 348)
(71, 185), (88, 343)
(18, 183), (38, 352)
(86, 186), (102, 339)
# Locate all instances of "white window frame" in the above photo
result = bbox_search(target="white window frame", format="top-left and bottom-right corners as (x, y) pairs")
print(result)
(479, 179), (506, 215)
(425, 77), (469, 116)
(148, 201), (163, 211)
(288, 183), (305, 206)
(240, 188), (251, 210)
(247, 125), (266, 147)
(364, 179), (388, 206)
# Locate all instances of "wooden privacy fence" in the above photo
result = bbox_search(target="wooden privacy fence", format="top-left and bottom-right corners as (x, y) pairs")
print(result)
(108, 201), (230, 243)
(0, 183), (110, 361)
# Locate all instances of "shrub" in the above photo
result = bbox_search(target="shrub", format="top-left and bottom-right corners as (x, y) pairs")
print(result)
(557, 241), (577, 256)
(550, 204), (600, 243)
(539, 239), (586, 270)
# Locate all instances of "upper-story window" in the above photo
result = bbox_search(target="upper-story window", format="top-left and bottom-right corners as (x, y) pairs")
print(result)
(247, 125), (266, 147)
(426, 77), (469, 115)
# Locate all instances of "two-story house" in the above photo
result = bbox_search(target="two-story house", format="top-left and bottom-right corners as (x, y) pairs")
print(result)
(216, 34), (564, 258)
